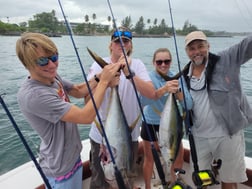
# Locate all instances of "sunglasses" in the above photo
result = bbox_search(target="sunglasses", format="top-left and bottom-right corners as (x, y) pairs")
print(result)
(112, 31), (132, 40)
(36, 54), (58, 66)
(155, 59), (171, 65)
(113, 38), (131, 44)
(190, 78), (207, 91)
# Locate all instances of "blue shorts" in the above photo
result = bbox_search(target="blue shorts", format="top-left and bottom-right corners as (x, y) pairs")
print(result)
(46, 158), (83, 189)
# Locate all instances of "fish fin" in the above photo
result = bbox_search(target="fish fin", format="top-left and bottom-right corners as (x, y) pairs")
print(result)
(87, 47), (109, 68)
(129, 113), (141, 132)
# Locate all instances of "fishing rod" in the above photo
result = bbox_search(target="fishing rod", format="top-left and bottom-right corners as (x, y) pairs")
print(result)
(57, 1), (127, 188)
(0, 94), (52, 189)
(106, 0), (169, 188)
(167, 1), (218, 188)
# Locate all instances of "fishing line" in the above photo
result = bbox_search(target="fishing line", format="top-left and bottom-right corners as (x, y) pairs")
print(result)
(0, 94), (52, 189)
(167, 0), (189, 118)
(106, 0), (169, 188)
(234, 0), (252, 29)
(57, 1), (126, 188)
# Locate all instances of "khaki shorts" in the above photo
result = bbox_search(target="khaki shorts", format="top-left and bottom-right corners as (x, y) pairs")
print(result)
(191, 131), (247, 183)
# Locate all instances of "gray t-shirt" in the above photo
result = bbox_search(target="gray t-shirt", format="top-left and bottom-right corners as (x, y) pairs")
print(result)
(17, 76), (82, 177)
(190, 73), (228, 137)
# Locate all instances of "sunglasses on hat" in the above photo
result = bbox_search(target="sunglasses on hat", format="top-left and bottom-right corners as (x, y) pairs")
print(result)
(111, 31), (132, 40)
(36, 54), (58, 66)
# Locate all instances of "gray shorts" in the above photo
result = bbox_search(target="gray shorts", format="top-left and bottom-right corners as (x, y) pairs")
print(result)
(192, 131), (247, 183)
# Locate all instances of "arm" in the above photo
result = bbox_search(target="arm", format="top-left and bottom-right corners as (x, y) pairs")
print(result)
(68, 74), (100, 98)
(61, 63), (121, 124)
(130, 77), (156, 99)
(121, 57), (156, 99)
(155, 77), (193, 110)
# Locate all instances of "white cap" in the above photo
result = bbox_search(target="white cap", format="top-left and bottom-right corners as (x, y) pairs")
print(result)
(185, 31), (207, 47)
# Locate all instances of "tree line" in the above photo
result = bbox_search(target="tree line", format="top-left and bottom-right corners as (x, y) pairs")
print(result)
(0, 10), (231, 37)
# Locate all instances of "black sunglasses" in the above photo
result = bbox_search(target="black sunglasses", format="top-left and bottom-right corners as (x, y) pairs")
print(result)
(190, 78), (207, 91)
(155, 59), (171, 65)
(36, 54), (58, 67)
(113, 38), (131, 44)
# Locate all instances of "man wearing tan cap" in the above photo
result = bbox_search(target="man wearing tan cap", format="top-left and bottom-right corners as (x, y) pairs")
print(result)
(182, 30), (252, 189)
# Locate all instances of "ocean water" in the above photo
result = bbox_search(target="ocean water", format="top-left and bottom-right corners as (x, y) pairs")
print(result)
(0, 35), (252, 175)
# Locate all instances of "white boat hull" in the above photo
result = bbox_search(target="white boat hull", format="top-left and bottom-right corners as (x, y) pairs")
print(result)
(1, 139), (252, 189)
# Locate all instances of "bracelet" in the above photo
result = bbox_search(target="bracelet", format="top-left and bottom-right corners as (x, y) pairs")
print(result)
(94, 74), (100, 83)
(126, 70), (135, 79)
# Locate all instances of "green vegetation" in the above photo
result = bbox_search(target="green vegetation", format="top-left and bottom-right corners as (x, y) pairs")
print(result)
(0, 10), (239, 37)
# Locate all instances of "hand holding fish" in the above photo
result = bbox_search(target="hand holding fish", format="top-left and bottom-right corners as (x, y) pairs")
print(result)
(118, 55), (133, 77)
(164, 79), (180, 94)
(99, 63), (122, 87)
(108, 72), (121, 88)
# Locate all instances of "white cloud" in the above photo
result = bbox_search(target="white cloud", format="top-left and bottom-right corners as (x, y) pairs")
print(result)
(1, 0), (252, 32)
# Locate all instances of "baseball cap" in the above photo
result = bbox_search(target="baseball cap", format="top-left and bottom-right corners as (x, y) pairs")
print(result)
(185, 31), (207, 47)
(111, 26), (132, 42)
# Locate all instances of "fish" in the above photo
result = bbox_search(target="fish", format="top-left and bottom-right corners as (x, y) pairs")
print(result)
(102, 86), (133, 186)
(87, 47), (133, 188)
(159, 93), (184, 176)
(156, 63), (190, 81)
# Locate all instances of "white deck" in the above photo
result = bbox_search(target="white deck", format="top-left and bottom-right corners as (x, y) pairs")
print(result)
(0, 139), (251, 189)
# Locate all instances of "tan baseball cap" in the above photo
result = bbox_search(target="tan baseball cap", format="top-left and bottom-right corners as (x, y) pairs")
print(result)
(185, 31), (207, 47)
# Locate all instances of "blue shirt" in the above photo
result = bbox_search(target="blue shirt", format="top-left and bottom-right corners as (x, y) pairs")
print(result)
(141, 70), (193, 125)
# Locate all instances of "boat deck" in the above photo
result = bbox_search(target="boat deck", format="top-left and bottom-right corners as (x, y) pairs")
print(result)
(1, 139), (252, 189)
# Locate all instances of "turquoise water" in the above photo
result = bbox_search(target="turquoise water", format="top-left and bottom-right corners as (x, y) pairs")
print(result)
(0, 35), (252, 175)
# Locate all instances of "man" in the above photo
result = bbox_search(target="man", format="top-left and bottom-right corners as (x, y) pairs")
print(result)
(16, 32), (121, 189)
(182, 31), (252, 189)
(87, 26), (156, 189)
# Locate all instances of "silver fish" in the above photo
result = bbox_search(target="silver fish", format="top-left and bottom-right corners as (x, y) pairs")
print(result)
(103, 86), (132, 171)
(159, 93), (184, 174)
(87, 47), (133, 187)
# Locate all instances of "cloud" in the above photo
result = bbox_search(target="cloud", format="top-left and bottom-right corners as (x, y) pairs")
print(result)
(1, 0), (252, 32)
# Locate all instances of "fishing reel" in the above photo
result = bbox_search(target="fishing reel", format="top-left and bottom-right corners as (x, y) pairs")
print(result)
(192, 159), (221, 188)
(169, 168), (192, 189)
(192, 169), (219, 188)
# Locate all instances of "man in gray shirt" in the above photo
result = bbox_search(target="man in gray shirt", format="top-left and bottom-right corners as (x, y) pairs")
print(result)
(182, 31), (252, 189)
(16, 32), (122, 189)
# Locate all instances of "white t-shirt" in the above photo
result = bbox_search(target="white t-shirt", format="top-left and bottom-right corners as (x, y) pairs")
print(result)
(88, 57), (151, 143)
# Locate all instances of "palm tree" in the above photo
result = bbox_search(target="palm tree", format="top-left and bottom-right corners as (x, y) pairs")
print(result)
(92, 13), (96, 34)
(107, 16), (111, 31)
(84, 15), (89, 23)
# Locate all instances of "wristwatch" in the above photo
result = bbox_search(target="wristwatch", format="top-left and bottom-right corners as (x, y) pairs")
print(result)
(126, 70), (135, 79)
(94, 74), (100, 83)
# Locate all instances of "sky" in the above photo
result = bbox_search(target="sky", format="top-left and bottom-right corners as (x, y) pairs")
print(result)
(1, 0), (252, 33)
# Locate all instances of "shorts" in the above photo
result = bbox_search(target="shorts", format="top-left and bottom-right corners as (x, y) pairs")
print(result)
(46, 158), (83, 189)
(192, 131), (247, 183)
(140, 121), (159, 142)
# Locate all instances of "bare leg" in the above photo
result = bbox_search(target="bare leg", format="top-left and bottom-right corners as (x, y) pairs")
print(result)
(142, 140), (159, 189)
(170, 143), (184, 182)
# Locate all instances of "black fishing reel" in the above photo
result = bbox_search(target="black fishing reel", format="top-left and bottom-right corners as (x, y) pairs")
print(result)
(169, 168), (193, 189)
(192, 159), (221, 189)
(192, 169), (219, 189)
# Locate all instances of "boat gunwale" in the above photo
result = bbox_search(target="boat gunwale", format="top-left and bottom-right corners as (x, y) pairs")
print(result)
(35, 141), (252, 189)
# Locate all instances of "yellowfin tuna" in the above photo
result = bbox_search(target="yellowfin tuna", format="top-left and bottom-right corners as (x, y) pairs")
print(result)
(159, 93), (184, 174)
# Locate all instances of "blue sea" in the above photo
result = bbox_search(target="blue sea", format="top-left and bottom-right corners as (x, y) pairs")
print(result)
(0, 35), (252, 175)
